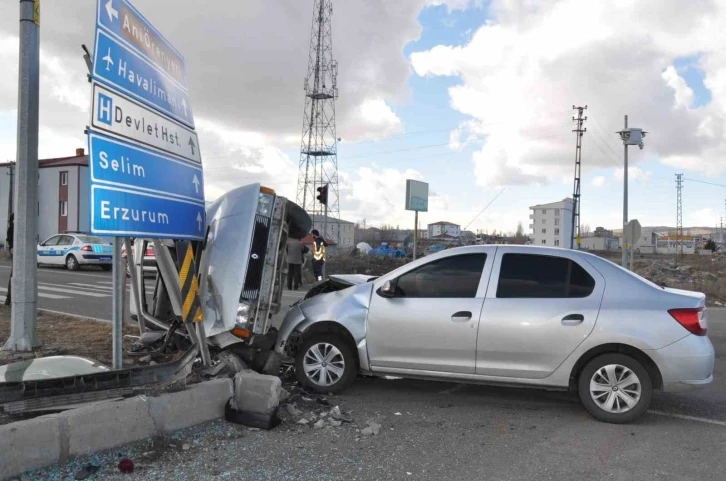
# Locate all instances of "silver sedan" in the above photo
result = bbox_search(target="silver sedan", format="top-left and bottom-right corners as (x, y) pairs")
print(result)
(277, 245), (714, 424)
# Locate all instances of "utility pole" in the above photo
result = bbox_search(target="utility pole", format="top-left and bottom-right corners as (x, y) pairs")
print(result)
(4, 0), (40, 352)
(571, 105), (587, 249)
(676, 173), (684, 264)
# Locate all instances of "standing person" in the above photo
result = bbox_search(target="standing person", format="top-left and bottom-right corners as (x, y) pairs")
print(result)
(5, 213), (13, 306)
(286, 237), (308, 290)
(310, 229), (327, 282)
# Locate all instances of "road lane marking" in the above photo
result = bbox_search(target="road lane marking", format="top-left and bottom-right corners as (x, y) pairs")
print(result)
(69, 282), (154, 294)
(37, 284), (110, 298)
(0, 287), (71, 300)
(648, 410), (726, 427)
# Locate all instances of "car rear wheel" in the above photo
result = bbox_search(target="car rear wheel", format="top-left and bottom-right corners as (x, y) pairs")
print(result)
(578, 353), (652, 424)
(66, 255), (80, 271)
(295, 333), (357, 394)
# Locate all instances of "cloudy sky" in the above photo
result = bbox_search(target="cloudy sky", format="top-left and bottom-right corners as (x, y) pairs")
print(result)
(1, 0), (726, 234)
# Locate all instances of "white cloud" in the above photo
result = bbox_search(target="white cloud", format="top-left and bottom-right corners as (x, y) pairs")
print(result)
(613, 167), (652, 182)
(662, 65), (695, 109)
(689, 207), (719, 227)
(342, 99), (403, 142)
(592, 176), (607, 187)
(410, 0), (726, 186)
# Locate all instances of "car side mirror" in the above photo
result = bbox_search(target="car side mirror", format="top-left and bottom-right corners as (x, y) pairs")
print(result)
(379, 280), (396, 298)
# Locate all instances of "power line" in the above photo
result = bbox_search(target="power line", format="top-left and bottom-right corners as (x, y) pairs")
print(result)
(464, 188), (506, 231)
(684, 178), (726, 189)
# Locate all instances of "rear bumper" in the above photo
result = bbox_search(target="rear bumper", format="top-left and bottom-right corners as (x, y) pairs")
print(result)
(80, 254), (112, 263)
(650, 334), (715, 392)
(662, 374), (714, 392)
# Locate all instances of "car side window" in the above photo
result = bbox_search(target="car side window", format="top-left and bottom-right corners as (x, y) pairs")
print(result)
(57, 236), (73, 246)
(394, 254), (487, 299)
(43, 236), (61, 246)
(496, 253), (595, 298)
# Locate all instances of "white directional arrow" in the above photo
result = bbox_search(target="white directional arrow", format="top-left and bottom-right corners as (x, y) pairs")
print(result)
(192, 174), (200, 194)
(105, 0), (118, 22)
(181, 99), (188, 116)
(196, 212), (203, 231)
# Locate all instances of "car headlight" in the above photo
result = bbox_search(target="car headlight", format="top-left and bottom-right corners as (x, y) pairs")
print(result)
(257, 193), (274, 217)
(236, 302), (251, 328)
(232, 302), (253, 339)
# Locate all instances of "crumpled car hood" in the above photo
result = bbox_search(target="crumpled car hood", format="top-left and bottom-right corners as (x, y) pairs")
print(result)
(327, 274), (376, 286)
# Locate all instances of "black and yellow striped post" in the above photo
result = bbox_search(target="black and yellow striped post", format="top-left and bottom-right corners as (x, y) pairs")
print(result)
(176, 241), (203, 324)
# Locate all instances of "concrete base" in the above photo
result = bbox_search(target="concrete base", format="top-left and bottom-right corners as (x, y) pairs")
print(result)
(0, 378), (233, 480)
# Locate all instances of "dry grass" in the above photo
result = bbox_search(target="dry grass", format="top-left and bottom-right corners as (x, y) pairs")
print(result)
(0, 306), (136, 366)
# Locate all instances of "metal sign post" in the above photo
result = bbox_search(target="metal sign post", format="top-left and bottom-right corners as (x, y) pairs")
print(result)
(414, 211), (421, 260)
(87, 0), (205, 367)
(4, 0), (40, 352)
(405, 179), (429, 261)
(111, 238), (124, 368)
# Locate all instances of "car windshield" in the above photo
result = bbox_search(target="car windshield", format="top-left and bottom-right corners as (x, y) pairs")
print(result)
(76, 235), (107, 244)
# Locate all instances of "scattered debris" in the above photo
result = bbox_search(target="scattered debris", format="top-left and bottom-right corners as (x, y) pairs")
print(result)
(297, 418), (310, 425)
(330, 419), (342, 427)
(74, 464), (100, 480)
(182, 443), (191, 451)
(361, 421), (381, 436)
(287, 404), (303, 418)
(314, 419), (326, 429)
(118, 457), (134, 474)
(394, 412), (402, 416)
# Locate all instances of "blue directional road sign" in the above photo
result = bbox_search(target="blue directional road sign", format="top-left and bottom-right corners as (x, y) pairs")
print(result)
(88, 132), (204, 203)
(93, 29), (194, 128)
(91, 185), (206, 240)
(96, 0), (188, 88)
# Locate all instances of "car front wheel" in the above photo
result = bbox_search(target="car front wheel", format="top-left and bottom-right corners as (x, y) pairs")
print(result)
(295, 333), (357, 394)
(578, 353), (653, 424)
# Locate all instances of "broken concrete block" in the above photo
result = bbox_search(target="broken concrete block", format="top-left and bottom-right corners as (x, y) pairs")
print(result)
(314, 419), (326, 429)
(286, 404), (303, 418)
(0, 415), (62, 480)
(66, 397), (156, 456)
(149, 378), (233, 432)
(233, 371), (283, 415)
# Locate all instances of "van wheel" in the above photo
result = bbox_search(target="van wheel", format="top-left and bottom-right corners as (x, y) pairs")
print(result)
(295, 333), (357, 394)
(578, 353), (652, 424)
(66, 255), (80, 271)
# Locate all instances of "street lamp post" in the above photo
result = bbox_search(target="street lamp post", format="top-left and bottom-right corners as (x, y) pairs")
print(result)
(617, 116), (646, 269)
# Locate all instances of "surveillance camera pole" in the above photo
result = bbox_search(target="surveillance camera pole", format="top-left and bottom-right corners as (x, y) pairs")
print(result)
(622, 115), (629, 269)
(4, 0), (40, 352)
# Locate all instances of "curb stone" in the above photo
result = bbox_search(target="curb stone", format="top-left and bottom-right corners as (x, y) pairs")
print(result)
(0, 378), (233, 480)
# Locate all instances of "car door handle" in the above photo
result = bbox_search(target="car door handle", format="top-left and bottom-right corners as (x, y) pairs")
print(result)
(451, 311), (472, 322)
(561, 314), (584, 326)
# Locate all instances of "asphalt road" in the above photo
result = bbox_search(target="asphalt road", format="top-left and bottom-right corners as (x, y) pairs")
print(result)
(0, 261), (306, 325)
(25, 315), (726, 480)
(4, 260), (726, 479)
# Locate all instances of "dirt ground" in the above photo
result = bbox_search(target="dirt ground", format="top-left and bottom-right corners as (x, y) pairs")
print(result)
(0, 306), (136, 367)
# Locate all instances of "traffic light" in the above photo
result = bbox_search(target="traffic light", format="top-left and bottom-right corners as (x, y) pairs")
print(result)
(316, 184), (328, 205)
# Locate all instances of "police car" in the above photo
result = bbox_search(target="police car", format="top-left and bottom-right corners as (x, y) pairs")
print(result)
(37, 232), (113, 271)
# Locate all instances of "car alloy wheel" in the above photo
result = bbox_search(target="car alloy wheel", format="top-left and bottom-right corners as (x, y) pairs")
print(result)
(589, 364), (642, 414)
(66, 255), (79, 271)
(303, 342), (345, 387)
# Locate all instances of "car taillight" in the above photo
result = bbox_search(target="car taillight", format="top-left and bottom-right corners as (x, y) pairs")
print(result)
(668, 308), (707, 336)
(145, 248), (154, 256)
(81, 245), (92, 252)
